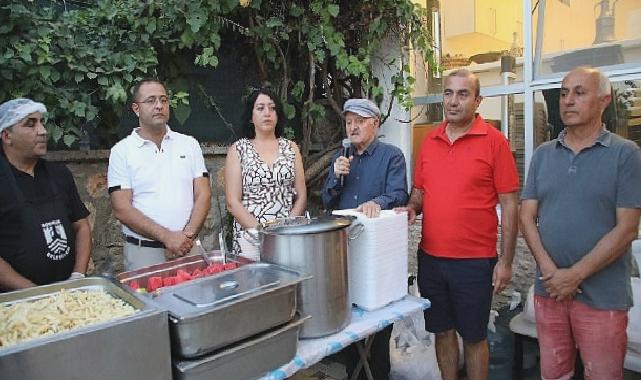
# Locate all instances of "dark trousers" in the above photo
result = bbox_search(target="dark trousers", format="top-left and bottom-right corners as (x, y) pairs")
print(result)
(342, 324), (393, 380)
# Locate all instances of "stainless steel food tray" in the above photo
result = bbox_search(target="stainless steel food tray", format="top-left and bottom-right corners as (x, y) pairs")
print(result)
(117, 253), (249, 291)
(173, 313), (309, 380)
(0, 277), (172, 380)
(151, 262), (309, 358)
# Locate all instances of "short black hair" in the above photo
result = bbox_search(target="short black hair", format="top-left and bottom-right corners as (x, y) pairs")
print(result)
(446, 69), (481, 97)
(241, 87), (286, 139)
(131, 78), (167, 102)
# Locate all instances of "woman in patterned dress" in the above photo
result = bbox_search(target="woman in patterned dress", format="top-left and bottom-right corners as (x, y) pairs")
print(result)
(224, 87), (307, 258)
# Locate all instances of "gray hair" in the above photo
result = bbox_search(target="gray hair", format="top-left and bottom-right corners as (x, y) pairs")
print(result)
(572, 66), (611, 97)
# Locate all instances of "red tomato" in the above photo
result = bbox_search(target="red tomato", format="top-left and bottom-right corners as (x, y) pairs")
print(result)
(191, 268), (204, 278)
(223, 262), (237, 271)
(129, 280), (140, 290)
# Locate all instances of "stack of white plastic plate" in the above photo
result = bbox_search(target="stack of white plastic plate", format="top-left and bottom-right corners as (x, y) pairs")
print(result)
(333, 209), (408, 310)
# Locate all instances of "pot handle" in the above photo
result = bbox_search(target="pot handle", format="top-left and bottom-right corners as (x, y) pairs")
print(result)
(347, 222), (364, 240)
(243, 228), (262, 247)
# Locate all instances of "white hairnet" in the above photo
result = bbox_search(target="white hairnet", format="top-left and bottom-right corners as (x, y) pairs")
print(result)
(0, 99), (47, 132)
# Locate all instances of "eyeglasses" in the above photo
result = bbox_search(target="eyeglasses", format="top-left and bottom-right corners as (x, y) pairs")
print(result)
(137, 96), (169, 107)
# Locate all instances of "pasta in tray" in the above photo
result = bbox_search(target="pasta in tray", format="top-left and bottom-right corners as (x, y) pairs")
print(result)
(0, 289), (136, 348)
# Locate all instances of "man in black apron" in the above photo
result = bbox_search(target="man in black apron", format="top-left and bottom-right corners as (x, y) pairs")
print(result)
(0, 99), (91, 291)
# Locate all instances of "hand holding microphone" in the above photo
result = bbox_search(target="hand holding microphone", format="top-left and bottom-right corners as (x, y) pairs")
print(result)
(335, 138), (353, 186)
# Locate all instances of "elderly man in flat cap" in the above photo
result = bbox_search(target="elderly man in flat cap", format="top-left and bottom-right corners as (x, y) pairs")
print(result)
(321, 99), (408, 380)
(0, 99), (91, 291)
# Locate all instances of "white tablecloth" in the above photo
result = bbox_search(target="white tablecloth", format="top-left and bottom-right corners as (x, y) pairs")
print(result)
(258, 295), (431, 380)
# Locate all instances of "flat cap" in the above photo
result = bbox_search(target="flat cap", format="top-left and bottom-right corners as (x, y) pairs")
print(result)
(343, 99), (381, 119)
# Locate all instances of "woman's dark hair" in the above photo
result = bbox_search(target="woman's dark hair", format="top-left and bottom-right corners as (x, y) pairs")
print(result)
(241, 87), (286, 139)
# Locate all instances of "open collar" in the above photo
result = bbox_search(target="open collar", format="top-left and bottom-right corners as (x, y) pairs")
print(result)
(131, 125), (173, 148)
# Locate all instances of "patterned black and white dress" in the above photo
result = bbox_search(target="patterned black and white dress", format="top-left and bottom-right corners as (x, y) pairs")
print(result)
(232, 138), (297, 255)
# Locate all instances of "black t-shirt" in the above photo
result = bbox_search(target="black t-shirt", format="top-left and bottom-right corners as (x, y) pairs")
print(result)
(0, 159), (90, 278)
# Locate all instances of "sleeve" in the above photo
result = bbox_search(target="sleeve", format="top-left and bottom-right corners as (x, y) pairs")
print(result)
(492, 135), (520, 194)
(616, 144), (641, 209)
(320, 150), (342, 209)
(191, 138), (208, 179)
(521, 148), (540, 200)
(61, 165), (90, 222)
(372, 149), (409, 209)
(107, 144), (131, 191)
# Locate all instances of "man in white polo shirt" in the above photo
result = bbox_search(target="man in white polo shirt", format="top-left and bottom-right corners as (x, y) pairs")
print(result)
(108, 78), (211, 271)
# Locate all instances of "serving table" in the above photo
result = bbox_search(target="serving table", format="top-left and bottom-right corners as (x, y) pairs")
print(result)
(258, 295), (430, 380)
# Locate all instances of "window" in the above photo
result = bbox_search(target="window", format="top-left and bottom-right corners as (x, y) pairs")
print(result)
(533, 0), (641, 79)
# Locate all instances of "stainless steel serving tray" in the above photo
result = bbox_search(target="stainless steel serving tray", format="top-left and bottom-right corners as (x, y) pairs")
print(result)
(173, 313), (309, 380)
(151, 262), (310, 358)
(0, 277), (172, 380)
(117, 253), (250, 291)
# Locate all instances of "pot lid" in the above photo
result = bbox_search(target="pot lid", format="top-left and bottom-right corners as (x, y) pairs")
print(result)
(259, 215), (353, 234)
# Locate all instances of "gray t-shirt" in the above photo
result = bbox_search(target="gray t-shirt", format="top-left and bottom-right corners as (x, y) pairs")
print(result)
(521, 129), (641, 310)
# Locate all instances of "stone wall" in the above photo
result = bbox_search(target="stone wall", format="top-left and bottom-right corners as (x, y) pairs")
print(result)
(46, 148), (228, 276)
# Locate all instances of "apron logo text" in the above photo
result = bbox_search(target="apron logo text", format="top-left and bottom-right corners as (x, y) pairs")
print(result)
(42, 219), (70, 260)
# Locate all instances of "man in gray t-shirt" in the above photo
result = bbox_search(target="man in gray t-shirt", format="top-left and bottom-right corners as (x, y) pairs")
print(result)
(521, 66), (641, 379)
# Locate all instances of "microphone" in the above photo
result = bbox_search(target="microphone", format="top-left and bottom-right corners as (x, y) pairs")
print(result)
(340, 138), (351, 186)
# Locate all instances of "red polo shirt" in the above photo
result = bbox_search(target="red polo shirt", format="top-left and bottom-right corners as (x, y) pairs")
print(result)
(413, 116), (519, 258)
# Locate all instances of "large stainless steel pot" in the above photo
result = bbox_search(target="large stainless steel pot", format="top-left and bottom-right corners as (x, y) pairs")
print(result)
(247, 216), (363, 338)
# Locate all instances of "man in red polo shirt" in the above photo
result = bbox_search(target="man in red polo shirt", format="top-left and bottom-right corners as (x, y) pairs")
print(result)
(397, 69), (519, 380)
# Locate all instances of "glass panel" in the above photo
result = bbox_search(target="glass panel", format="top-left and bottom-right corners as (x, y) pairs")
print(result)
(533, 0), (641, 78)
(479, 94), (527, 186)
(435, 0), (524, 87)
(532, 79), (641, 148)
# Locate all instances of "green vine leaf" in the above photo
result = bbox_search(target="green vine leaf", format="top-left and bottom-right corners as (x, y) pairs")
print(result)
(63, 133), (77, 147)
(174, 103), (191, 125)
(327, 4), (339, 18)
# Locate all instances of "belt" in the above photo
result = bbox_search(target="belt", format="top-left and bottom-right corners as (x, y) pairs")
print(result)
(125, 236), (165, 249)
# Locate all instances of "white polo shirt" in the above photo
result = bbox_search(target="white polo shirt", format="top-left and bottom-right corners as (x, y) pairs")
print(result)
(107, 126), (207, 240)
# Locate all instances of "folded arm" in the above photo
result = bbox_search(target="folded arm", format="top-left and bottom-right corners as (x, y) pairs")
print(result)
(110, 189), (193, 256)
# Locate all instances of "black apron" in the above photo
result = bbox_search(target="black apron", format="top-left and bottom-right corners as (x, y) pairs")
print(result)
(0, 154), (75, 285)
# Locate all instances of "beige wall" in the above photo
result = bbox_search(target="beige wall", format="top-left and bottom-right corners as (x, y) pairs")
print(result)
(440, 0), (641, 59)
(442, 0), (521, 57)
